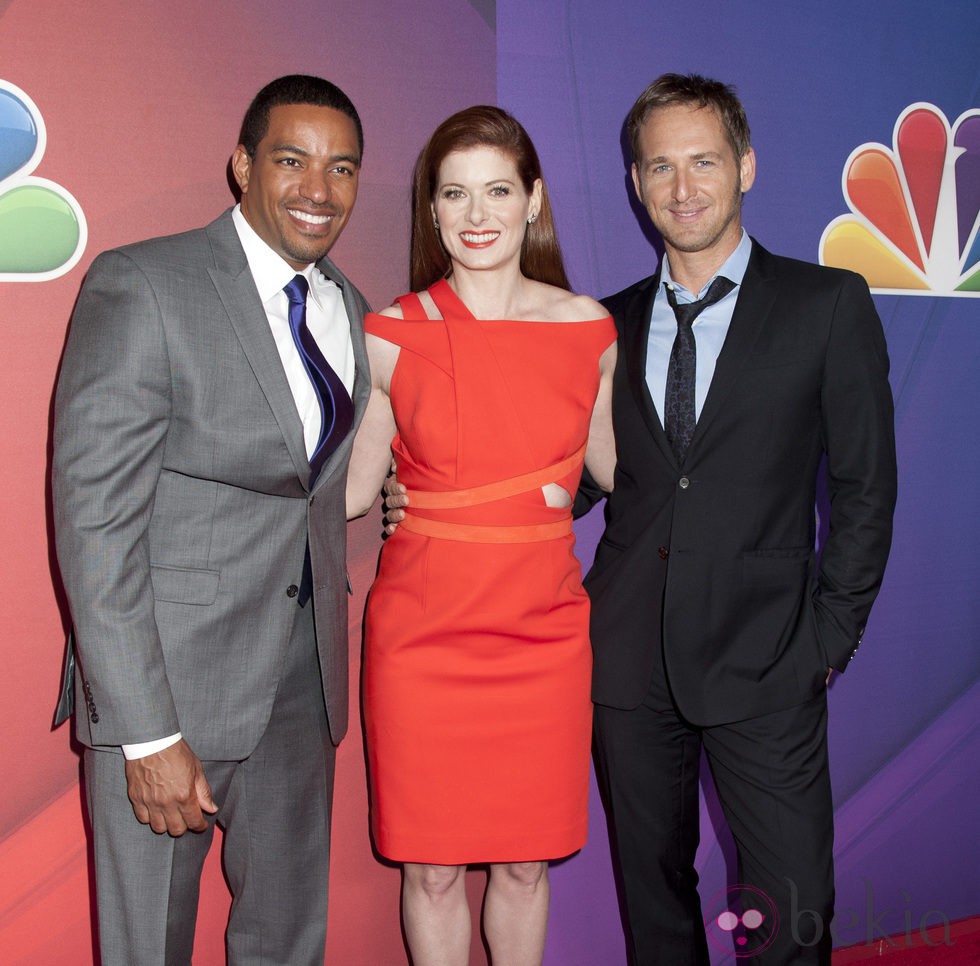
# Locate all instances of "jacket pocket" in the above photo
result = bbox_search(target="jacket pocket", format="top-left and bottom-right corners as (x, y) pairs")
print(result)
(150, 564), (220, 605)
(739, 547), (812, 587)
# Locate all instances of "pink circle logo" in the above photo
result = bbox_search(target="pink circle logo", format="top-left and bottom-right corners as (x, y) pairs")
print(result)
(704, 884), (780, 958)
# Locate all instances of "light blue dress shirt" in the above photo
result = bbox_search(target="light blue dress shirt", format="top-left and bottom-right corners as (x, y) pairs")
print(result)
(646, 230), (752, 422)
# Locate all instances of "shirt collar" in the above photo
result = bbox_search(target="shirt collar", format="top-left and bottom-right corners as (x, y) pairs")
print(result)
(232, 205), (333, 309)
(661, 229), (752, 300)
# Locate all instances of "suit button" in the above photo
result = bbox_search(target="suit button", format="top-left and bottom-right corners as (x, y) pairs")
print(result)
(91, 712), (100, 723)
(286, 584), (299, 598)
(658, 546), (669, 560)
(679, 477), (690, 489)
(310, 495), (316, 505)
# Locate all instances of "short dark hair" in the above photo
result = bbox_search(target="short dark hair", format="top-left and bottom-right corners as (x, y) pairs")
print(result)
(411, 105), (569, 292)
(627, 73), (751, 164)
(238, 74), (363, 159)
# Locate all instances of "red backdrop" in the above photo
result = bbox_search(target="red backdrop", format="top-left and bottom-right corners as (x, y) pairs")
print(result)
(0, 1), (496, 961)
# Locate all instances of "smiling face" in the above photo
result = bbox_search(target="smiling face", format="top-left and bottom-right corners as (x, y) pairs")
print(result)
(431, 145), (542, 275)
(233, 102), (360, 269)
(632, 103), (755, 267)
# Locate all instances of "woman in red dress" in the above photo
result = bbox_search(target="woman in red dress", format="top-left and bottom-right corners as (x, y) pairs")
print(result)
(347, 106), (616, 966)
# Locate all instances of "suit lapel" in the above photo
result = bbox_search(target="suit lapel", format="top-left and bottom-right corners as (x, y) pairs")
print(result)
(205, 213), (312, 485)
(689, 240), (776, 455)
(621, 272), (677, 464)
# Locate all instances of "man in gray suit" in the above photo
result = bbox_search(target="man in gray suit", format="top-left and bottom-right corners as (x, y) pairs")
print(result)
(52, 75), (370, 965)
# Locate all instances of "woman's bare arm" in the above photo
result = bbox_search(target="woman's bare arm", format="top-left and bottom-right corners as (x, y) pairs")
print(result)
(584, 341), (617, 493)
(346, 332), (400, 519)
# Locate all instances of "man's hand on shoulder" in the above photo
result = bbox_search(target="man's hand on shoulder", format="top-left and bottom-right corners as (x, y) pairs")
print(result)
(125, 738), (218, 836)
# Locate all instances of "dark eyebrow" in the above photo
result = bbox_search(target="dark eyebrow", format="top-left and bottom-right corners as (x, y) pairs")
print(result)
(268, 143), (361, 167)
(268, 142), (308, 155)
(437, 178), (517, 189)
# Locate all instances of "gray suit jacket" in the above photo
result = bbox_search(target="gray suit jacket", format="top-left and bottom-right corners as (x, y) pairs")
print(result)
(53, 209), (370, 755)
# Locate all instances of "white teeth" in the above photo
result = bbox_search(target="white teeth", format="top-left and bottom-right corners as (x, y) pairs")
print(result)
(290, 210), (331, 225)
(460, 232), (499, 242)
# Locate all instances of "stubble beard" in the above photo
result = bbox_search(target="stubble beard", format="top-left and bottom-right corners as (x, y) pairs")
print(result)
(657, 177), (744, 256)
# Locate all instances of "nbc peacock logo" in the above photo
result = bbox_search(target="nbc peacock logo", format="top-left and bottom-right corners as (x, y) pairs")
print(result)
(820, 103), (980, 297)
(0, 79), (87, 282)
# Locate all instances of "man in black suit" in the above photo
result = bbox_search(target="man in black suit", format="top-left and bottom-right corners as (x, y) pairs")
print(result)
(580, 74), (897, 964)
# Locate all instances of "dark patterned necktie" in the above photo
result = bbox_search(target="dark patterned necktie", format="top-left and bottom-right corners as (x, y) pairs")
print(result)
(283, 274), (354, 485)
(663, 275), (736, 462)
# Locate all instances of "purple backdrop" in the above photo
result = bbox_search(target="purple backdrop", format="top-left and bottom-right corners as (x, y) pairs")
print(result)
(497, 1), (980, 962)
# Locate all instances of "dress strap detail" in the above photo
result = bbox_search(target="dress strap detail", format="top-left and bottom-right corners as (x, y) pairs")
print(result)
(428, 279), (475, 319)
(399, 514), (572, 544)
(406, 443), (587, 509)
(395, 292), (427, 319)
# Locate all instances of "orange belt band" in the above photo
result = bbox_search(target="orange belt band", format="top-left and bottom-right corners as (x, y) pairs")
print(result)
(399, 514), (573, 544)
(406, 443), (587, 510)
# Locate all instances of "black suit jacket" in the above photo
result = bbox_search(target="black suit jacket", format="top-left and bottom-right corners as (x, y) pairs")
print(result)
(582, 240), (896, 726)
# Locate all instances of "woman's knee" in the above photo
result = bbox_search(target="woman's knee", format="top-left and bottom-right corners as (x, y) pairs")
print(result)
(404, 862), (465, 899)
(490, 861), (548, 892)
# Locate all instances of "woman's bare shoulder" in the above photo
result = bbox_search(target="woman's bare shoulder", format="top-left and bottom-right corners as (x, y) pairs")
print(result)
(562, 292), (608, 321)
(531, 283), (607, 322)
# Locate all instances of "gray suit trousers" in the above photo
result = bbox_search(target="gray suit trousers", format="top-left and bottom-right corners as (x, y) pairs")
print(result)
(85, 602), (335, 966)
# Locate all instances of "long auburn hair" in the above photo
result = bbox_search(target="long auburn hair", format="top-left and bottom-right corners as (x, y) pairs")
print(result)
(410, 105), (570, 292)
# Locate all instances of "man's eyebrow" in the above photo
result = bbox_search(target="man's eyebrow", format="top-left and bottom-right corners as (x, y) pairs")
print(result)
(268, 143), (361, 166)
(268, 142), (309, 155)
(644, 150), (722, 166)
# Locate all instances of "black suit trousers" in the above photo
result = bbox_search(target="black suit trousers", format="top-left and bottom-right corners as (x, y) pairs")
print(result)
(593, 686), (834, 965)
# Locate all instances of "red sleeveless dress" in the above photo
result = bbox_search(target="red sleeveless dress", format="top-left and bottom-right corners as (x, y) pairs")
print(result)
(363, 280), (616, 863)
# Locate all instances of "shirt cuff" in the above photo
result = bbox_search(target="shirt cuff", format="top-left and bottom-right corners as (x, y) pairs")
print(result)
(121, 732), (182, 760)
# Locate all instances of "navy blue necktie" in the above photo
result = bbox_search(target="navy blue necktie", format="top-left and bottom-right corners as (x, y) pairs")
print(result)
(663, 275), (735, 462)
(283, 274), (354, 485)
